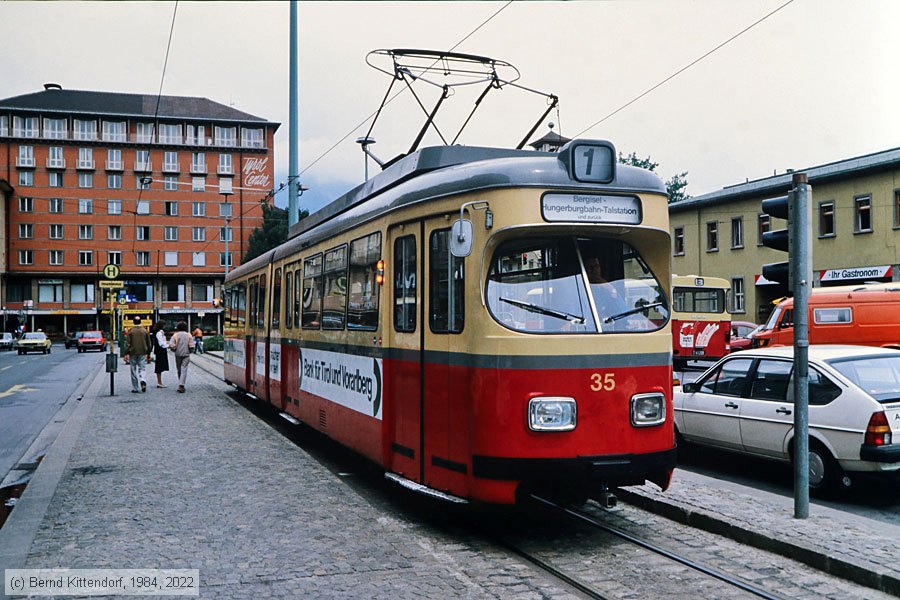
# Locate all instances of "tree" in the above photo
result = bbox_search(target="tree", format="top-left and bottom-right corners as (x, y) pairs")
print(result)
(242, 203), (308, 263)
(618, 151), (690, 203)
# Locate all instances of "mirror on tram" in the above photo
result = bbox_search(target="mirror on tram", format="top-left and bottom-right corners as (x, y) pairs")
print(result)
(450, 219), (473, 257)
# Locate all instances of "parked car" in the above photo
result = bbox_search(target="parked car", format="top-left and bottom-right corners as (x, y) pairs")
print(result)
(16, 332), (52, 355)
(65, 331), (84, 349)
(77, 330), (108, 353)
(0, 332), (14, 351)
(730, 321), (760, 351)
(674, 345), (900, 494)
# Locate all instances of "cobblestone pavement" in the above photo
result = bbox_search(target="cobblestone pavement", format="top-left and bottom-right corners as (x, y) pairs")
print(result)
(2, 354), (899, 599)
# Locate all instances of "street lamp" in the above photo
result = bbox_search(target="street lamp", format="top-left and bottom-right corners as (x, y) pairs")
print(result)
(220, 179), (234, 277)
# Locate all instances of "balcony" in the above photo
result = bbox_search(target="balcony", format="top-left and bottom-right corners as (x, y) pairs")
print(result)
(47, 158), (66, 169)
(106, 160), (124, 171)
(134, 161), (153, 172)
(16, 156), (35, 168)
(190, 163), (207, 175)
(77, 159), (96, 170)
(163, 162), (181, 174)
(217, 164), (234, 175)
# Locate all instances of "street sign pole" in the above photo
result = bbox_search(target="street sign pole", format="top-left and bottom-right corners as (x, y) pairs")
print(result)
(791, 173), (812, 519)
(102, 263), (121, 396)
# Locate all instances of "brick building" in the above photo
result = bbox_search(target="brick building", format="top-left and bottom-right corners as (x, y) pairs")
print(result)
(0, 84), (279, 337)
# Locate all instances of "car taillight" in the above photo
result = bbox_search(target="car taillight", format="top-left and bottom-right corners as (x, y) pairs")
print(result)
(863, 412), (892, 447)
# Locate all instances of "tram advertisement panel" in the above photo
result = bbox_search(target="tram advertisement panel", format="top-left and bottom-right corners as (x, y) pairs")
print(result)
(299, 348), (383, 420)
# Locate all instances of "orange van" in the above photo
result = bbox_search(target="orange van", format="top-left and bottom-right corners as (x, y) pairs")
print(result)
(754, 282), (900, 349)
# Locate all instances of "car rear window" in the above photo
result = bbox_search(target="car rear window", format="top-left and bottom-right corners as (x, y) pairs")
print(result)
(828, 354), (900, 403)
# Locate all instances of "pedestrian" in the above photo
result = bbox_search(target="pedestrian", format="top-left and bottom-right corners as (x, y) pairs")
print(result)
(124, 316), (152, 393)
(152, 321), (170, 388)
(192, 325), (204, 354)
(168, 321), (195, 393)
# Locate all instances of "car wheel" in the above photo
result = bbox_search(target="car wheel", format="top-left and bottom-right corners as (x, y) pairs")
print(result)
(18, 350), (23, 355)
(806, 440), (840, 496)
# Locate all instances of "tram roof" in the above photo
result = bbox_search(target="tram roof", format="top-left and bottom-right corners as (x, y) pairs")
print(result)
(229, 140), (665, 281)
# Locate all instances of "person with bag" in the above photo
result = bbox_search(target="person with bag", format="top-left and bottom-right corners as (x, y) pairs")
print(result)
(168, 320), (195, 393)
(152, 321), (170, 388)
(124, 316), (152, 393)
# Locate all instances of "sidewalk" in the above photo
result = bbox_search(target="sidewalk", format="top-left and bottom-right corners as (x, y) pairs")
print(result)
(1, 353), (898, 598)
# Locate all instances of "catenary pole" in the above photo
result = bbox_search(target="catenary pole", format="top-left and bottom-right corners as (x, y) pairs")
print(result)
(791, 172), (812, 518)
(288, 0), (300, 227)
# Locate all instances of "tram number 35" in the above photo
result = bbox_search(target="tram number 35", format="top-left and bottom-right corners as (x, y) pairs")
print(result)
(590, 373), (616, 392)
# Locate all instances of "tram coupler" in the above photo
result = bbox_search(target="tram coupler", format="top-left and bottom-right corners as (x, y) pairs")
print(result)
(595, 490), (617, 509)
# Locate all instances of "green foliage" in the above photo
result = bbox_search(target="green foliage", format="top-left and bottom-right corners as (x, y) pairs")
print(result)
(243, 204), (289, 263)
(203, 334), (224, 352)
(618, 151), (690, 203)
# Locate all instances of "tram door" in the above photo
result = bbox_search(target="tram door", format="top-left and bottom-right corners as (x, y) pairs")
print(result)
(386, 221), (469, 495)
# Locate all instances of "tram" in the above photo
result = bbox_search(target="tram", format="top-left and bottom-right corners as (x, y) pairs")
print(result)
(223, 138), (676, 504)
(671, 275), (732, 368)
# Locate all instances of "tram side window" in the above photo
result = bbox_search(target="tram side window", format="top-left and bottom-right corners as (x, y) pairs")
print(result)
(302, 254), (324, 329)
(257, 273), (267, 329)
(294, 268), (302, 329)
(285, 271), (293, 329)
(248, 278), (258, 330)
(272, 268), (282, 329)
(394, 235), (417, 332)
(348, 232), (382, 331)
(430, 228), (464, 333)
(225, 284), (246, 329)
(323, 245), (348, 330)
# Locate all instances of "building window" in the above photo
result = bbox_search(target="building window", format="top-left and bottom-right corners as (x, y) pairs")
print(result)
(108, 251), (122, 265)
(108, 199), (122, 215)
(136, 200), (150, 215)
(219, 202), (233, 217)
(192, 201), (205, 216)
(706, 221), (718, 252)
(43, 118), (67, 140)
(49, 224), (64, 239)
(108, 225), (122, 240)
(48, 146), (65, 168)
(49, 172), (64, 187)
(19, 223), (33, 239)
(102, 121), (126, 142)
(192, 176), (205, 191)
(79, 250), (93, 266)
(49, 198), (64, 213)
(78, 147), (94, 169)
(18, 171), (33, 187)
(241, 127), (264, 148)
(165, 201), (178, 216)
(165, 226), (179, 241)
(192, 252), (206, 266)
(186, 125), (205, 145)
(163, 151), (179, 172)
(136, 226), (150, 240)
(218, 153), (233, 174)
(19, 197), (34, 212)
(135, 150), (151, 171)
(731, 217), (743, 249)
(894, 190), (900, 229)
(854, 196), (872, 233)
(6, 281), (32, 302)
(164, 283), (185, 301)
(219, 253), (233, 268)
(164, 176), (178, 191)
(73, 119), (97, 141)
(731, 277), (745, 313)
(17, 145), (34, 167)
(70, 284), (94, 303)
(79, 224), (93, 240)
(107, 148), (123, 169)
(78, 173), (93, 188)
(192, 227), (206, 242)
(191, 152), (206, 173)
(79, 199), (93, 214)
(38, 282), (63, 303)
(673, 226), (685, 256)
(108, 174), (122, 189)
(192, 284), (213, 302)
(136, 122), (154, 144)
(819, 201), (835, 237)
(49, 250), (64, 265)
(0, 115), (7, 136)
(19, 250), (34, 265)
(137, 176), (151, 190)
(164, 252), (179, 266)
(214, 126), (236, 146)
(136, 251), (151, 266)
(757, 214), (771, 246)
(219, 226), (233, 242)
(159, 124), (182, 145)
(13, 116), (39, 138)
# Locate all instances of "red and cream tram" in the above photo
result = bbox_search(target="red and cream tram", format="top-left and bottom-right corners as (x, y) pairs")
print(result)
(224, 139), (676, 504)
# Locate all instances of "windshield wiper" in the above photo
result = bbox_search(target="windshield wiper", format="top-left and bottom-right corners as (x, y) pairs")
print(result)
(500, 297), (585, 324)
(603, 301), (664, 324)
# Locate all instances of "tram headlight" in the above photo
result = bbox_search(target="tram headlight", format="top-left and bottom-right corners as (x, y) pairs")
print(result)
(528, 397), (577, 432)
(630, 393), (666, 427)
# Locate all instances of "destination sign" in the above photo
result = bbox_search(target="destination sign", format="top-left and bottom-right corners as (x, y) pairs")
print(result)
(541, 193), (641, 225)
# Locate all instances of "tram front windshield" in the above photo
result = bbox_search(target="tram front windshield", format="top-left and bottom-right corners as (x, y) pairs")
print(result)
(486, 237), (669, 334)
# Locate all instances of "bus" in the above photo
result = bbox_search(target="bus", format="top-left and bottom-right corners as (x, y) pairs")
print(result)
(671, 275), (732, 368)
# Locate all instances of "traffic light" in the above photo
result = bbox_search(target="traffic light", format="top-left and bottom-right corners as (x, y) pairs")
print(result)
(761, 195), (790, 286)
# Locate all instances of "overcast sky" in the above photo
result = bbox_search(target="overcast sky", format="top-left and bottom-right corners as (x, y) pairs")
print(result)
(4, 1), (899, 214)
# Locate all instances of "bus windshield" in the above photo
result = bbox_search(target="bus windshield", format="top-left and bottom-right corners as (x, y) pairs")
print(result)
(486, 236), (669, 334)
(673, 287), (726, 313)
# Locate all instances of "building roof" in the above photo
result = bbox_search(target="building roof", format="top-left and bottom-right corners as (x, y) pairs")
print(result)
(669, 145), (900, 213)
(0, 86), (277, 126)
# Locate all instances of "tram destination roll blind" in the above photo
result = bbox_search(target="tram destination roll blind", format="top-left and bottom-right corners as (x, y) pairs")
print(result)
(541, 193), (642, 224)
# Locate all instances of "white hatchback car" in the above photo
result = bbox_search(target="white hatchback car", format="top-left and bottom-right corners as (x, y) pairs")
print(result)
(674, 345), (900, 493)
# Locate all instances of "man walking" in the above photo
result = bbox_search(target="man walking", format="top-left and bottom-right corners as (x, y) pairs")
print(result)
(124, 316), (152, 393)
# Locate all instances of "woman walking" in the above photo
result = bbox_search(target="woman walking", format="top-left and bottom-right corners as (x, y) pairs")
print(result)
(168, 321), (195, 393)
(152, 321), (170, 388)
